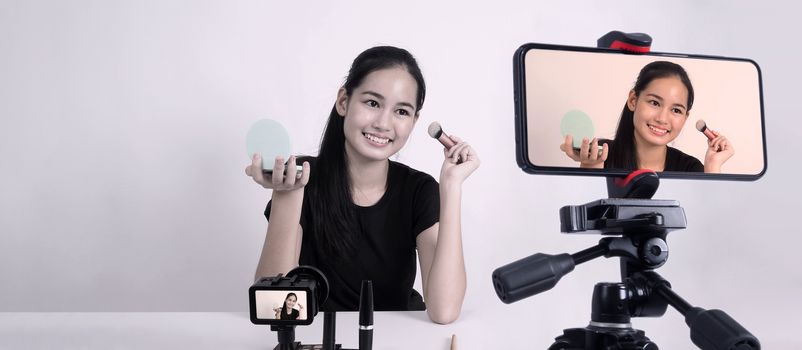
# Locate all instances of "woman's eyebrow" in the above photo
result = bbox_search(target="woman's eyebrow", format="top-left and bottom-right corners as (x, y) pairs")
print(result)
(396, 101), (416, 110)
(645, 93), (664, 101)
(361, 91), (385, 100)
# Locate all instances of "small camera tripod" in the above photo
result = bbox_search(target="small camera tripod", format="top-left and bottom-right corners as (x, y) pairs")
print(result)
(492, 171), (760, 349)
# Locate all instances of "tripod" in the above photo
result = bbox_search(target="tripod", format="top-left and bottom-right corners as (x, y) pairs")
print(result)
(492, 172), (760, 349)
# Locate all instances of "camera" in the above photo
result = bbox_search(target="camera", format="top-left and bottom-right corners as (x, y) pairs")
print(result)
(249, 265), (329, 326)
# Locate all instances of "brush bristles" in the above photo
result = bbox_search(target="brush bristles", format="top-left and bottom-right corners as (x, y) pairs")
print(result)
(695, 119), (707, 132)
(427, 122), (443, 138)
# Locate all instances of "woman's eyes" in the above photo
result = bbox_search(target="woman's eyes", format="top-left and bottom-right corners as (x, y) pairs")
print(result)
(364, 99), (412, 117)
(648, 100), (685, 115)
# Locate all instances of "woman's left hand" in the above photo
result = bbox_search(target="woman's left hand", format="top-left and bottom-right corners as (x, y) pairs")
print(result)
(439, 135), (480, 184)
(704, 130), (735, 173)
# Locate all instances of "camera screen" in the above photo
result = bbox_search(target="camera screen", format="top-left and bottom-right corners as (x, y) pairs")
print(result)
(515, 44), (765, 179)
(253, 290), (309, 322)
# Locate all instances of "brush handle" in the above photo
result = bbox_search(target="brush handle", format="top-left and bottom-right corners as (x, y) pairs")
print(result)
(437, 133), (457, 149)
(702, 128), (716, 140)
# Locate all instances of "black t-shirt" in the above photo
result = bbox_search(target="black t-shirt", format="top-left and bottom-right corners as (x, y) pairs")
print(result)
(664, 146), (704, 172)
(602, 140), (703, 172)
(279, 307), (300, 320)
(264, 158), (439, 311)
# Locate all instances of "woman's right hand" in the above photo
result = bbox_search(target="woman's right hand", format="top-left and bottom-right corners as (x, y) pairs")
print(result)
(245, 154), (311, 191)
(559, 135), (608, 168)
(703, 130), (734, 173)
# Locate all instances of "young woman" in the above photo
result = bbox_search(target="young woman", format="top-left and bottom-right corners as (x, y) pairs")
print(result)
(560, 61), (734, 173)
(245, 46), (479, 324)
(274, 292), (303, 320)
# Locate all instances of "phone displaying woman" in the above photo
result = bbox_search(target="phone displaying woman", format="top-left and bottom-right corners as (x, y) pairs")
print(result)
(559, 61), (734, 173)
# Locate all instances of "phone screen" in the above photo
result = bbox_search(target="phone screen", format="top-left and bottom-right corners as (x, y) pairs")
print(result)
(514, 43), (766, 180)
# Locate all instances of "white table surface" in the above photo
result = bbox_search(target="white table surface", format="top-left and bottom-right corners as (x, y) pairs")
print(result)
(0, 310), (792, 349)
(0, 312), (479, 350)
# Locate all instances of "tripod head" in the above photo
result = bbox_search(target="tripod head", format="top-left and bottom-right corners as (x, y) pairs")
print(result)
(491, 179), (760, 349)
(492, 198), (682, 304)
(560, 198), (685, 235)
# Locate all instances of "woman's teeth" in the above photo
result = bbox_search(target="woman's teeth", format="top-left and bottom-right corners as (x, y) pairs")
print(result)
(648, 124), (669, 135)
(364, 133), (390, 144)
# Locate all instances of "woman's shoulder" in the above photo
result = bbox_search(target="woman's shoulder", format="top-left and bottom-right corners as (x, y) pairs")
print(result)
(389, 160), (437, 185)
(388, 161), (439, 222)
(666, 146), (703, 172)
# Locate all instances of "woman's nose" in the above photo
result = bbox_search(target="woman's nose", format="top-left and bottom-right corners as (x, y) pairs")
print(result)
(655, 108), (670, 123)
(372, 109), (392, 130)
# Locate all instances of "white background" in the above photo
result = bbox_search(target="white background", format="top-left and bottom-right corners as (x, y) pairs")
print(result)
(1, 0), (800, 348)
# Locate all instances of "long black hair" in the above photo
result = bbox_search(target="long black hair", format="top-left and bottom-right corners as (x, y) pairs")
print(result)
(607, 61), (694, 170)
(306, 46), (426, 257)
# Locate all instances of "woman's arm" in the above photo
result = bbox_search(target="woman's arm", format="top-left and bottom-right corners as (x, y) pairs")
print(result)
(417, 136), (479, 324)
(246, 155), (310, 280)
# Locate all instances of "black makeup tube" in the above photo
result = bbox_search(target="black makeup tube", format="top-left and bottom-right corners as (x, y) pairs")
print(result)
(358, 280), (373, 350)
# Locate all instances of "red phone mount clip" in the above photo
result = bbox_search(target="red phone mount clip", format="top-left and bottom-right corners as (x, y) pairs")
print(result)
(597, 31), (652, 53)
(606, 169), (659, 199)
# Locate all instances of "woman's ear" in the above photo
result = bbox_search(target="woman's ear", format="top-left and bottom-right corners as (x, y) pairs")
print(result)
(627, 90), (637, 112)
(335, 88), (348, 117)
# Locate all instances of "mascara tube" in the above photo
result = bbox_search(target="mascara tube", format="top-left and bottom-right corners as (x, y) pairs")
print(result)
(359, 280), (373, 350)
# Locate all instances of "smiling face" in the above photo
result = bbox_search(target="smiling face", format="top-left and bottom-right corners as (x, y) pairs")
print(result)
(284, 294), (297, 309)
(336, 66), (419, 164)
(628, 76), (690, 148)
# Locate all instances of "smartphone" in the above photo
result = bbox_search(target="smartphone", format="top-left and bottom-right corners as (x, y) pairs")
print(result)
(263, 165), (304, 179)
(513, 43), (766, 180)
